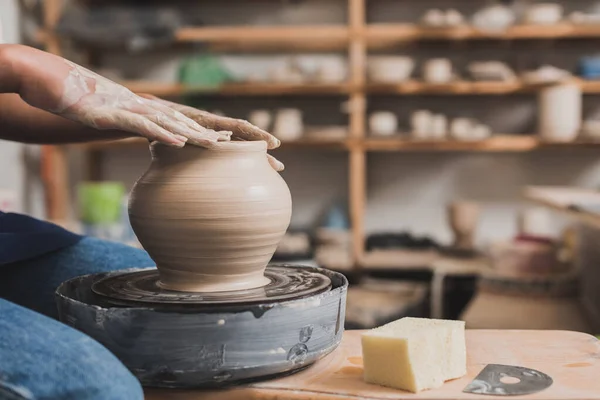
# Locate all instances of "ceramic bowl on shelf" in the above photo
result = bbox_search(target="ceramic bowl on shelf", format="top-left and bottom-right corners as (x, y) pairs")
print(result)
(524, 3), (563, 25)
(248, 110), (272, 131)
(273, 108), (304, 141)
(468, 61), (517, 82)
(423, 58), (453, 84)
(368, 56), (415, 83)
(315, 57), (347, 83)
(472, 3), (516, 33)
(369, 112), (398, 137)
(421, 9), (446, 27)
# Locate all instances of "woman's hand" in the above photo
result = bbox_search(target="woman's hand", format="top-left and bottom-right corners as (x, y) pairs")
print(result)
(140, 96), (284, 171)
(5, 45), (231, 148)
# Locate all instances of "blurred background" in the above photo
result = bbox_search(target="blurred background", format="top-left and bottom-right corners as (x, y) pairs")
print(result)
(3, 0), (600, 334)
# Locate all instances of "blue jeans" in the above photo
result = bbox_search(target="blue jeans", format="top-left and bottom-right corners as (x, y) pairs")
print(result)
(0, 237), (155, 400)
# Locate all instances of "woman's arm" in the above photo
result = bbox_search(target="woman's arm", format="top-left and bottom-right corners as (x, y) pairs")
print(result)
(0, 93), (131, 144)
(0, 44), (283, 170)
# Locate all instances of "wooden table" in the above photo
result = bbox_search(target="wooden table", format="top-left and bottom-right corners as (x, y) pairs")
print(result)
(145, 329), (600, 400)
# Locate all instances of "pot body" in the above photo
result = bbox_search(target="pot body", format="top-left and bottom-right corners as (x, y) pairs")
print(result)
(129, 141), (292, 292)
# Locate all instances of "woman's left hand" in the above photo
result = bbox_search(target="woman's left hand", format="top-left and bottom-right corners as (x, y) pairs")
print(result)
(142, 95), (285, 171)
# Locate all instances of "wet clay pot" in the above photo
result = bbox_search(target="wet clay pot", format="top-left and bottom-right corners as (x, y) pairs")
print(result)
(129, 141), (292, 292)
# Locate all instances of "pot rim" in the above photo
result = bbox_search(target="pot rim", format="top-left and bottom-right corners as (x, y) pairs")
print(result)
(150, 140), (268, 153)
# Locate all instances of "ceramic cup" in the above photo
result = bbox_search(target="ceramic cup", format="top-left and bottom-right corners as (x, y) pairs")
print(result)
(423, 58), (453, 84)
(273, 108), (304, 141)
(369, 112), (398, 136)
(421, 9), (446, 27)
(248, 110), (272, 131)
(411, 110), (433, 139)
(538, 83), (581, 142)
(368, 56), (415, 83)
(430, 114), (448, 139)
(524, 3), (563, 25)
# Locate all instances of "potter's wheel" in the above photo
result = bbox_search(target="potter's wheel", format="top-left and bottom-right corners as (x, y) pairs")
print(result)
(56, 265), (347, 389)
(91, 266), (331, 306)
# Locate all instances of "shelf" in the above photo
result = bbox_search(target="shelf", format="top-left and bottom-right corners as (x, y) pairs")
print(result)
(367, 80), (531, 95)
(123, 80), (600, 97)
(74, 136), (600, 153)
(123, 81), (352, 97)
(367, 79), (600, 95)
(367, 23), (600, 46)
(524, 186), (600, 229)
(364, 136), (600, 152)
(175, 25), (349, 52)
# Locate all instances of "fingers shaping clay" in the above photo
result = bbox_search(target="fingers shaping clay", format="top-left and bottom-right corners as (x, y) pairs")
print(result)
(128, 141), (292, 292)
(361, 317), (466, 393)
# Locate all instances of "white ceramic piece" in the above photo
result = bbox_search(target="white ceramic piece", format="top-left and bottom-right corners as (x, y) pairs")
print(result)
(430, 114), (448, 139)
(538, 83), (581, 142)
(468, 61), (517, 82)
(524, 3), (563, 25)
(421, 9), (446, 27)
(581, 120), (600, 140)
(472, 3), (516, 33)
(316, 58), (347, 83)
(369, 112), (398, 136)
(273, 108), (304, 141)
(445, 9), (465, 27)
(450, 118), (474, 140)
(248, 110), (272, 131)
(521, 65), (571, 84)
(368, 56), (415, 83)
(423, 58), (453, 84)
(411, 110), (433, 139)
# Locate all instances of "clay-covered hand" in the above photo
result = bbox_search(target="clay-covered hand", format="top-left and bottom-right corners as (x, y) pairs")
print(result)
(143, 96), (285, 171)
(12, 45), (231, 147)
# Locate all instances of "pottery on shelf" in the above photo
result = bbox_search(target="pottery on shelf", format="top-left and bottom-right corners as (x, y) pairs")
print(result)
(538, 82), (581, 142)
(368, 56), (415, 83)
(273, 108), (303, 141)
(248, 110), (272, 131)
(423, 58), (453, 84)
(468, 61), (517, 82)
(128, 141), (292, 292)
(369, 111), (398, 136)
(421, 9), (446, 27)
(524, 3), (563, 25)
(315, 57), (347, 83)
(411, 109), (434, 139)
(447, 201), (480, 251)
(472, 2), (516, 33)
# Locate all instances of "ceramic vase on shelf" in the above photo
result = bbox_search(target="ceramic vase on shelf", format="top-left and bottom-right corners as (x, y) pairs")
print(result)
(273, 108), (304, 142)
(423, 58), (453, 84)
(448, 201), (480, 250)
(538, 83), (581, 142)
(248, 110), (272, 131)
(369, 112), (398, 136)
(128, 141), (292, 292)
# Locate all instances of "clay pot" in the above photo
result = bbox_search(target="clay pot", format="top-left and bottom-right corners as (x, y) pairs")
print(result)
(129, 141), (292, 292)
(447, 201), (480, 250)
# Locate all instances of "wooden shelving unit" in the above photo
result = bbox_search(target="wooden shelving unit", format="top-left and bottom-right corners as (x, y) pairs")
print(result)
(41, 0), (600, 267)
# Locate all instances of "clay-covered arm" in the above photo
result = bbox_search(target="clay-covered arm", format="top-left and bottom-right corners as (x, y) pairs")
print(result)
(0, 44), (230, 147)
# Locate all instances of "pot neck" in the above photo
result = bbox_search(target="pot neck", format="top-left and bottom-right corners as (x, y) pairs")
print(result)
(150, 141), (268, 161)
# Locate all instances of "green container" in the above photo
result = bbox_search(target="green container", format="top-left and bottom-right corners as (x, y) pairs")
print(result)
(78, 182), (125, 224)
(178, 54), (233, 88)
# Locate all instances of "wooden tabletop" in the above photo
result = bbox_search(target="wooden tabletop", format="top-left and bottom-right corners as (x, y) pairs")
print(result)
(145, 329), (600, 400)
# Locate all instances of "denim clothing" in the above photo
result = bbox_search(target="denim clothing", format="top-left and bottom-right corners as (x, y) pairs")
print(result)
(0, 236), (154, 318)
(0, 299), (144, 400)
(0, 224), (156, 400)
(0, 212), (82, 265)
